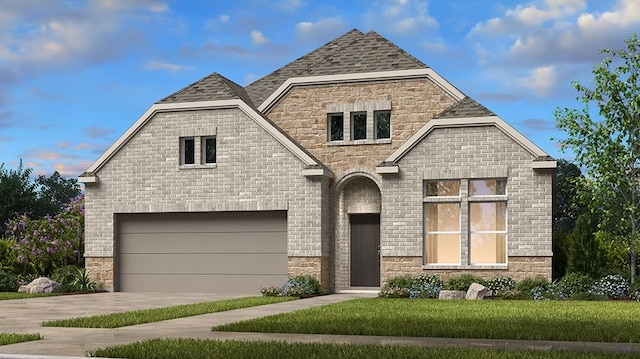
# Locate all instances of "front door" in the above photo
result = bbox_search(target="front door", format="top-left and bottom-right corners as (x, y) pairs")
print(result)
(350, 213), (380, 287)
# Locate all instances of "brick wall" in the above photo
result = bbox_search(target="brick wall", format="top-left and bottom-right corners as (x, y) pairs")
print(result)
(84, 108), (327, 290)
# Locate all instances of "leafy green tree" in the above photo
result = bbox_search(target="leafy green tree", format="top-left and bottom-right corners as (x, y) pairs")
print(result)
(0, 162), (37, 233)
(552, 159), (587, 278)
(566, 213), (603, 278)
(555, 33), (640, 282)
(34, 171), (81, 218)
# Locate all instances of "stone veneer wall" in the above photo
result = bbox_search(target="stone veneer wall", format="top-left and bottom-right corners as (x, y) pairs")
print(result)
(381, 256), (552, 283)
(265, 79), (456, 179)
(85, 257), (114, 291)
(84, 108), (325, 291)
(288, 256), (330, 293)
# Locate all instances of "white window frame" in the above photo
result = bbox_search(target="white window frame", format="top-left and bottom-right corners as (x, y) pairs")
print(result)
(468, 179), (508, 265)
(423, 180), (461, 265)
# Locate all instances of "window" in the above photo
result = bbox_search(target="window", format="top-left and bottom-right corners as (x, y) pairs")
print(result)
(328, 113), (344, 141)
(351, 112), (367, 140)
(180, 137), (195, 165)
(201, 136), (216, 164)
(424, 180), (460, 264)
(423, 178), (508, 266)
(374, 110), (391, 139)
(469, 179), (507, 264)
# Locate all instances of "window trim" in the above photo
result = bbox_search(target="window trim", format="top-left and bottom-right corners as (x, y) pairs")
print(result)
(350, 111), (367, 141)
(424, 202), (461, 265)
(374, 110), (391, 140)
(327, 113), (344, 142)
(180, 137), (196, 165)
(201, 136), (217, 165)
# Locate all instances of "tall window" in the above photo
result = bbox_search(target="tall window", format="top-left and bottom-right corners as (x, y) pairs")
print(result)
(201, 136), (216, 164)
(180, 137), (195, 165)
(328, 113), (344, 141)
(351, 112), (367, 140)
(424, 180), (460, 264)
(374, 110), (391, 139)
(469, 179), (507, 264)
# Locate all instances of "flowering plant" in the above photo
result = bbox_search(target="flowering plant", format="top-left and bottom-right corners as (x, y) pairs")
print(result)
(6, 195), (84, 275)
(590, 274), (629, 299)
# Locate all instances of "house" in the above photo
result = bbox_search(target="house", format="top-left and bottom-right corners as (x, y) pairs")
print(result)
(79, 29), (555, 293)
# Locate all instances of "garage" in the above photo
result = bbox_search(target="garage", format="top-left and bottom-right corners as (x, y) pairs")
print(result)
(116, 211), (287, 293)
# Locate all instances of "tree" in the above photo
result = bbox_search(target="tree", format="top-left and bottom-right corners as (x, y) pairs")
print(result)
(34, 171), (81, 218)
(566, 213), (603, 278)
(555, 33), (640, 282)
(0, 162), (37, 234)
(553, 159), (587, 278)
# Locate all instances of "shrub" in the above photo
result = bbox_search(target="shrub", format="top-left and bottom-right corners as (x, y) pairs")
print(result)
(532, 282), (566, 300)
(51, 265), (82, 286)
(51, 266), (101, 292)
(379, 286), (410, 298)
(566, 213), (603, 278)
(590, 274), (629, 299)
(630, 282), (640, 302)
(0, 269), (19, 292)
(515, 276), (549, 298)
(379, 276), (412, 298)
(445, 274), (486, 291)
(281, 275), (323, 298)
(570, 291), (607, 301)
(556, 272), (594, 297)
(260, 286), (282, 297)
(486, 276), (516, 297)
(408, 274), (443, 299)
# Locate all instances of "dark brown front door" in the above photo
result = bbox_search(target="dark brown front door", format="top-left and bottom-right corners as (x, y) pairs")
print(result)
(350, 214), (380, 287)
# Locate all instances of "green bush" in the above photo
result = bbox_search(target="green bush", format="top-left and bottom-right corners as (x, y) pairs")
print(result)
(570, 291), (606, 301)
(384, 276), (413, 288)
(0, 269), (19, 292)
(379, 276), (412, 298)
(445, 274), (486, 291)
(260, 286), (282, 297)
(515, 276), (549, 298)
(281, 275), (323, 298)
(556, 272), (594, 297)
(486, 276), (516, 297)
(51, 266), (102, 293)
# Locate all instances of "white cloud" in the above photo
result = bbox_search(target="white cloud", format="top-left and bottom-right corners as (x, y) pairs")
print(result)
(273, 0), (304, 13)
(295, 17), (349, 42)
(518, 66), (557, 97)
(365, 0), (437, 35)
(219, 15), (230, 22)
(144, 61), (193, 72)
(250, 30), (270, 45)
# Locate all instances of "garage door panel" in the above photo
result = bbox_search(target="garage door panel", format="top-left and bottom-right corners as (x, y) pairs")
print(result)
(119, 212), (286, 234)
(116, 210), (288, 293)
(119, 232), (286, 254)
(119, 274), (286, 293)
(119, 253), (287, 274)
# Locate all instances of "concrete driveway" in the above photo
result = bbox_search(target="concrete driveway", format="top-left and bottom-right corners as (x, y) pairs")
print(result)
(0, 292), (372, 358)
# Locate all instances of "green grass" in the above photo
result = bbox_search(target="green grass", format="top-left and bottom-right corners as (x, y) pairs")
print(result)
(43, 296), (295, 328)
(213, 298), (640, 343)
(89, 338), (640, 358)
(0, 292), (56, 300)
(0, 333), (42, 346)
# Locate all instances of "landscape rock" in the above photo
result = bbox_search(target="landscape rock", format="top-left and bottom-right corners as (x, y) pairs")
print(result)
(438, 290), (466, 300)
(466, 283), (491, 300)
(17, 277), (59, 293)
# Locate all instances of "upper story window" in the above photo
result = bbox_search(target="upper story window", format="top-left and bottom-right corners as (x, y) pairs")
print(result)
(179, 132), (217, 169)
(351, 112), (367, 140)
(374, 110), (391, 139)
(201, 136), (217, 164)
(328, 113), (344, 141)
(325, 101), (391, 145)
(180, 137), (195, 165)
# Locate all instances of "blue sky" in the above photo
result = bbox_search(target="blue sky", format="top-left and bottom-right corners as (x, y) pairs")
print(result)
(0, 0), (639, 178)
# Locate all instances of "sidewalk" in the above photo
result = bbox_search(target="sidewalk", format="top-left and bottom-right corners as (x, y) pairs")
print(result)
(2, 292), (640, 358)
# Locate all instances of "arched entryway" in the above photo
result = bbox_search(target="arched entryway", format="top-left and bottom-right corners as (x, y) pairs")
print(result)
(334, 174), (382, 289)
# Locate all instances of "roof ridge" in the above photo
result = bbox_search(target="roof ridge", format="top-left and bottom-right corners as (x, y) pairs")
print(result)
(298, 29), (366, 75)
(215, 74), (256, 108)
(155, 72), (220, 103)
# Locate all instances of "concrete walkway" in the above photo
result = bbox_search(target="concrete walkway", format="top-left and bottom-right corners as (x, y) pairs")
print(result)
(2, 292), (640, 358)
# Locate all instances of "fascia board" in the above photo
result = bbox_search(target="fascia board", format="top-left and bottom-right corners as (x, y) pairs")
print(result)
(85, 100), (317, 174)
(385, 115), (550, 163)
(257, 68), (465, 113)
(532, 160), (558, 169)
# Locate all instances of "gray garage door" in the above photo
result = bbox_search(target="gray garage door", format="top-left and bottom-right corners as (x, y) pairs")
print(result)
(116, 211), (287, 293)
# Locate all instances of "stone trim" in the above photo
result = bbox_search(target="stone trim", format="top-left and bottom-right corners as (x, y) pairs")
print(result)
(423, 166), (509, 180)
(85, 257), (114, 291)
(288, 256), (330, 293)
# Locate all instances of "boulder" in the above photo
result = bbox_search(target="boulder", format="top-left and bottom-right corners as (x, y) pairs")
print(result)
(466, 283), (491, 300)
(438, 290), (466, 300)
(18, 277), (59, 293)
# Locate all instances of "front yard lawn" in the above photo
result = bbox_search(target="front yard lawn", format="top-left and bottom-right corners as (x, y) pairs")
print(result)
(89, 338), (639, 359)
(44, 296), (295, 328)
(0, 293), (56, 300)
(212, 298), (640, 343)
(0, 333), (42, 346)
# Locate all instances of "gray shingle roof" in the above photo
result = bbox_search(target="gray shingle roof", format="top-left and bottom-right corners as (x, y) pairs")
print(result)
(157, 73), (254, 106)
(435, 97), (495, 119)
(244, 29), (428, 106)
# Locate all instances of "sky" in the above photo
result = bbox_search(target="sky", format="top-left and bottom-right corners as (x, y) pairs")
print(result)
(0, 0), (639, 179)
